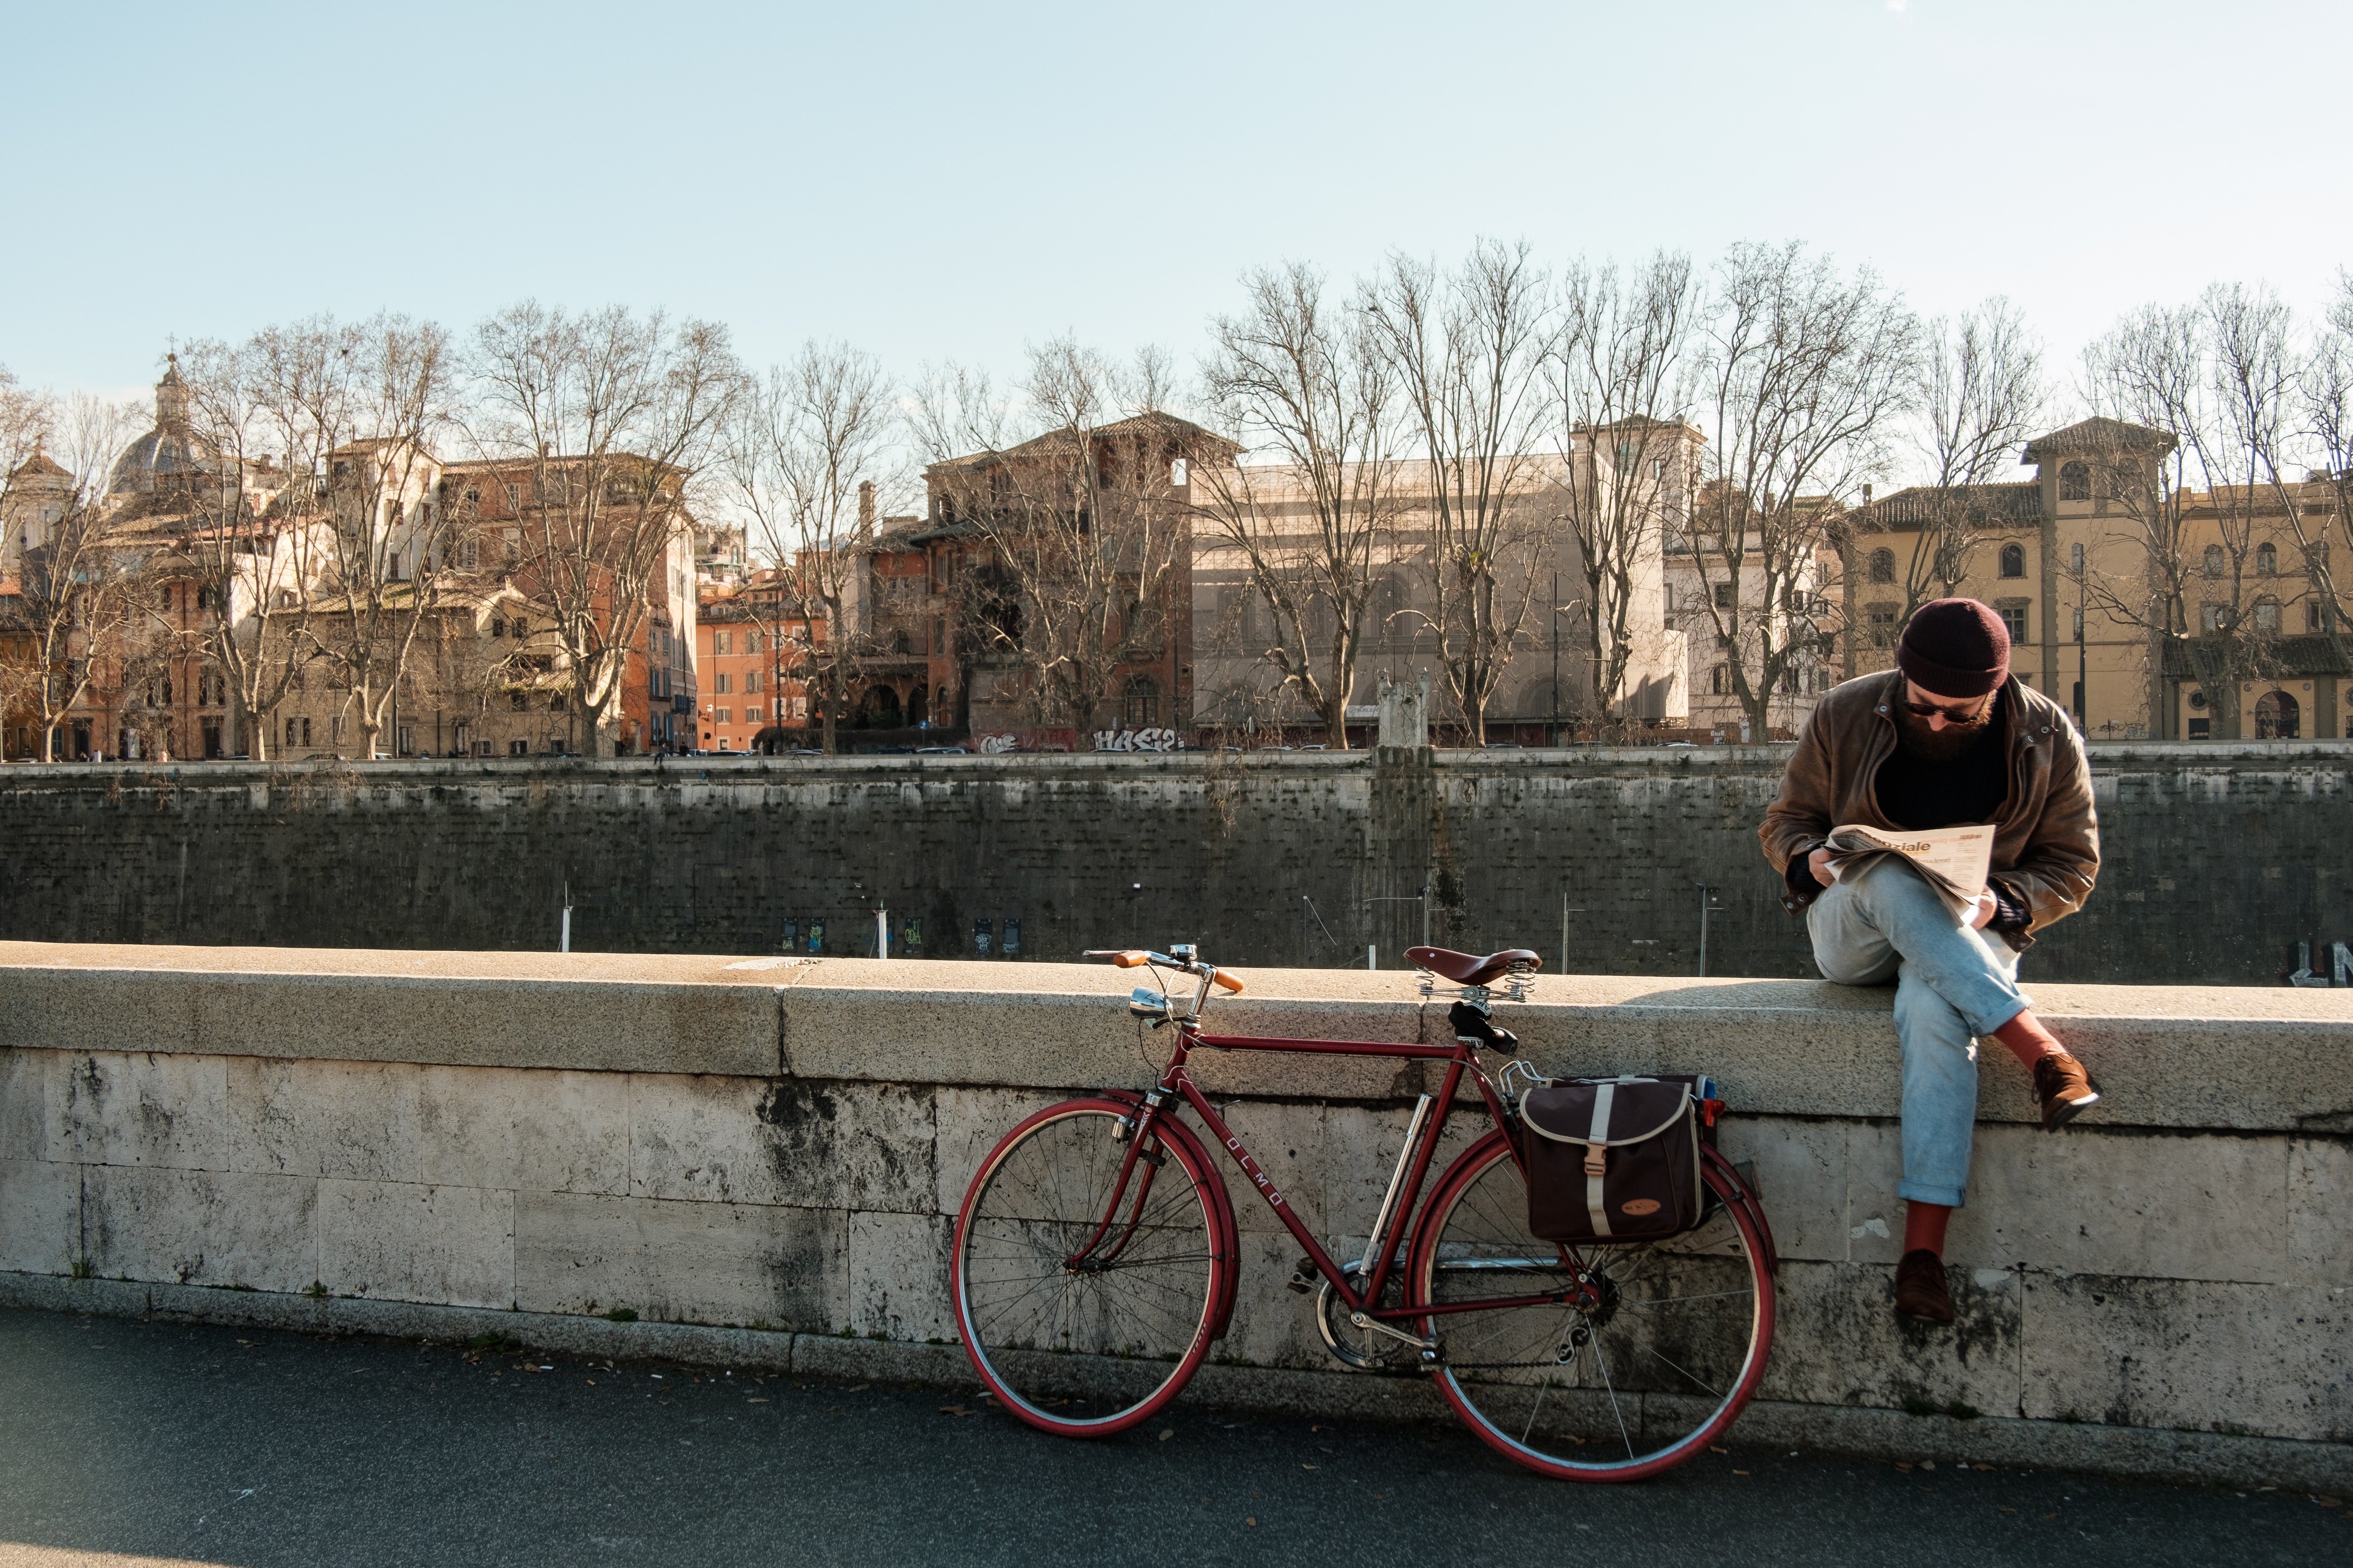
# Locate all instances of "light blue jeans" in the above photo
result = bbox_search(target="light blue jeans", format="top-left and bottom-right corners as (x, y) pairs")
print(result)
(1806, 855), (2031, 1208)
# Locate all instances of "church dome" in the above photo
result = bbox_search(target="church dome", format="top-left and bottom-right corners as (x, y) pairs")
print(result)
(107, 356), (218, 496)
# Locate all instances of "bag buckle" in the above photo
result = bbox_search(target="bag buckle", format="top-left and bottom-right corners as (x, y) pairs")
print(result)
(1583, 1145), (1606, 1179)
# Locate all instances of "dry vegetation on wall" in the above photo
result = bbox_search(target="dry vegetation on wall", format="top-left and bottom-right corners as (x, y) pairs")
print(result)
(7, 255), (2353, 757)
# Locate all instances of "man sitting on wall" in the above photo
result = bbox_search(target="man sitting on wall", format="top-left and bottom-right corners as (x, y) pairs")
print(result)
(1761, 598), (2103, 1324)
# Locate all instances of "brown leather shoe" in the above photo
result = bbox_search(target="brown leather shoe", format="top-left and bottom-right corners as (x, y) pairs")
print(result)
(2033, 1051), (2102, 1131)
(1895, 1249), (1954, 1323)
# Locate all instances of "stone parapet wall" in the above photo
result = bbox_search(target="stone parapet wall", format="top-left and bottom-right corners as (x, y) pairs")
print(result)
(1, 943), (2348, 1483)
(3, 744), (2351, 984)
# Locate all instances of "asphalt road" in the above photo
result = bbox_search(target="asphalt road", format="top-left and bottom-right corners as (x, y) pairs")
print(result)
(0, 1307), (2341, 1568)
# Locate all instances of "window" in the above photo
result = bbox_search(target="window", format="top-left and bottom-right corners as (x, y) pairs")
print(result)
(512, 691), (530, 711)
(2070, 542), (2085, 574)
(2060, 462), (2091, 502)
(1867, 603), (1899, 648)
(504, 483), (520, 511)
(2072, 607), (2084, 639)
(1998, 543), (2026, 579)
(715, 707), (732, 724)
(2199, 602), (2230, 633)
(2204, 544), (2226, 577)
(1868, 548), (1895, 585)
(2256, 543), (2277, 576)
(745, 669), (762, 693)
(1709, 663), (1732, 695)
(745, 704), (763, 723)
(2310, 600), (2330, 632)
(715, 631), (732, 655)
(1122, 675), (1160, 728)
(388, 552), (403, 581)
(397, 724), (414, 755)
(1170, 458), (1188, 486)
(491, 618), (506, 639)
(2254, 689), (2301, 740)
(715, 672), (731, 694)
(1994, 599), (2029, 644)
(1712, 582), (1736, 610)
(285, 717), (298, 748)
(2254, 596), (2281, 632)
(510, 739), (530, 756)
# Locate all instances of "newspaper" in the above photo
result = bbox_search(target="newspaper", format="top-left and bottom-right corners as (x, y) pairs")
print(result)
(1820, 823), (1995, 919)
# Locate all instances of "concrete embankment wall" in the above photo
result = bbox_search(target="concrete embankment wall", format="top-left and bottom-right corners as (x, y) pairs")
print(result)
(1, 744), (2351, 985)
(0, 943), (2346, 1487)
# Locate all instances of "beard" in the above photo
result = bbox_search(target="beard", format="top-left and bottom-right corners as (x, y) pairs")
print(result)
(1895, 698), (1998, 761)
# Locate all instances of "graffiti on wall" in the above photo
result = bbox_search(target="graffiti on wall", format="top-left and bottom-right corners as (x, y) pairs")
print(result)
(1090, 727), (1182, 753)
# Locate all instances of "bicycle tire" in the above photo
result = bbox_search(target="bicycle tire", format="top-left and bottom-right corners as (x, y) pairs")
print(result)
(1407, 1130), (1775, 1481)
(951, 1097), (1229, 1437)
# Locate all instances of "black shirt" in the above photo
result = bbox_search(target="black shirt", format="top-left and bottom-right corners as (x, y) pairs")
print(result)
(1872, 701), (2010, 831)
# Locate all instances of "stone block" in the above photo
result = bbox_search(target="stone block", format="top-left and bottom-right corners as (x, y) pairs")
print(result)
(2021, 1272), (2351, 1443)
(82, 1164), (318, 1293)
(0, 1048), (50, 1162)
(629, 1074), (935, 1214)
(55, 1051), (228, 1170)
(2289, 1137), (2351, 1287)
(1200, 1099), (1322, 1237)
(0, 1156), (81, 1275)
(1964, 1126), (2288, 1284)
(846, 1210), (953, 1343)
(317, 1179), (512, 1308)
(1213, 1229), (1333, 1372)
(417, 1065), (627, 1196)
(513, 1190), (845, 1330)
(227, 1059), (424, 1181)
(0, 945), (791, 1076)
(1758, 1258), (2022, 1420)
(1715, 1115), (1848, 1264)
(930, 1085), (1069, 1216)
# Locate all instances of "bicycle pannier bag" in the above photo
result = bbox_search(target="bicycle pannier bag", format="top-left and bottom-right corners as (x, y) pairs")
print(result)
(1518, 1076), (1705, 1243)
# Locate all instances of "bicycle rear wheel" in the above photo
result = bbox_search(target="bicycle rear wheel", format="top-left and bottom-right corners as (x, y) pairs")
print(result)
(1409, 1132), (1774, 1481)
(951, 1097), (1228, 1437)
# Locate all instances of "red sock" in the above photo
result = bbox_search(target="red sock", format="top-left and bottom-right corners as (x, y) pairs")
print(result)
(1991, 1010), (2064, 1070)
(1904, 1200), (1953, 1258)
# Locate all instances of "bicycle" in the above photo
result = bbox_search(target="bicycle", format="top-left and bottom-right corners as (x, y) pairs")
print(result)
(950, 942), (1779, 1482)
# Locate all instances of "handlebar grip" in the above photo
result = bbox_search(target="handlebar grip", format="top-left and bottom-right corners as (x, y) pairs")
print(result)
(1211, 969), (1245, 993)
(1111, 951), (1151, 969)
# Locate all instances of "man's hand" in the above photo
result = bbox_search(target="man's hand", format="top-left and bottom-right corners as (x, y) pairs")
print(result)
(1806, 847), (1835, 888)
(1967, 888), (1999, 931)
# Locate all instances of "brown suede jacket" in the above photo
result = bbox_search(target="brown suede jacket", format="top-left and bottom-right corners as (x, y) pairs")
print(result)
(1759, 670), (2100, 950)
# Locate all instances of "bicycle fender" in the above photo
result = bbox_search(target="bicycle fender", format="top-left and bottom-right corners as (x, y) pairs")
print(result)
(1140, 1109), (1241, 1342)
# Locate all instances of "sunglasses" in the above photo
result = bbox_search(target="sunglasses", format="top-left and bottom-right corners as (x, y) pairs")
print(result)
(1902, 695), (1987, 723)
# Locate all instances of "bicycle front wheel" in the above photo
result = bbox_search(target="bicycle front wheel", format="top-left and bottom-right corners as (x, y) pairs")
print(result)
(1410, 1132), (1774, 1481)
(951, 1098), (1228, 1437)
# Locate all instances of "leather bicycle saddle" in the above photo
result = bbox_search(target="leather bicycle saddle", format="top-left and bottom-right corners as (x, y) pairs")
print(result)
(1405, 946), (1543, 986)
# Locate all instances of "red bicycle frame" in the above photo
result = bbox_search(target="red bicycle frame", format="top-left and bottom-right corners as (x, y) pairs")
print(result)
(1085, 1020), (1556, 1330)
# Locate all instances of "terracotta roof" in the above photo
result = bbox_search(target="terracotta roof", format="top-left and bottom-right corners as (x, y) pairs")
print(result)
(8, 451), (70, 481)
(1865, 481), (2043, 526)
(924, 412), (1238, 476)
(2022, 418), (2175, 462)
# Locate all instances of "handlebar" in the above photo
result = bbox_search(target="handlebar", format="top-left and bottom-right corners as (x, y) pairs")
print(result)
(1083, 947), (1247, 1014)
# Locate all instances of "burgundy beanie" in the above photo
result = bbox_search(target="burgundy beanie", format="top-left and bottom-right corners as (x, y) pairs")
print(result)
(1896, 598), (2010, 698)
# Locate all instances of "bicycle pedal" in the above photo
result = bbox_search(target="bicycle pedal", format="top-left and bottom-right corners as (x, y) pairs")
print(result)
(1286, 1257), (1316, 1295)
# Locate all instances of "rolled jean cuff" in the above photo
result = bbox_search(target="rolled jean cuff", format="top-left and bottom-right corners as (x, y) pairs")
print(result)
(1897, 1178), (1966, 1209)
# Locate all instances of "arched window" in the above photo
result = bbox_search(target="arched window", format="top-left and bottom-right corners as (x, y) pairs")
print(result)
(2203, 544), (2226, 577)
(2256, 543), (2277, 576)
(2060, 462), (2091, 501)
(1868, 547), (1895, 584)
(1122, 674), (1160, 728)
(2254, 689), (2300, 740)
(1998, 543), (2026, 579)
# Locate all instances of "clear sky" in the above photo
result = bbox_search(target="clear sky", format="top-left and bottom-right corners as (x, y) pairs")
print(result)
(7, 0), (2348, 473)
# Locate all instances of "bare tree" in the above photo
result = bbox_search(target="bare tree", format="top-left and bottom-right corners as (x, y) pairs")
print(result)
(0, 364), (48, 479)
(1548, 249), (1700, 722)
(172, 339), (327, 760)
(252, 314), (458, 759)
(1873, 297), (2046, 619)
(463, 303), (741, 756)
(9, 393), (148, 760)
(1684, 242), (1918, 738)
(2080, 285), (2303, 738)
(1368, 239), (1553, 743)
(1194, 262), (1402, 747)
(726, 340), (897, 754)
(2293, 269), (2353, 644)
(914, 340), (1207, 743)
